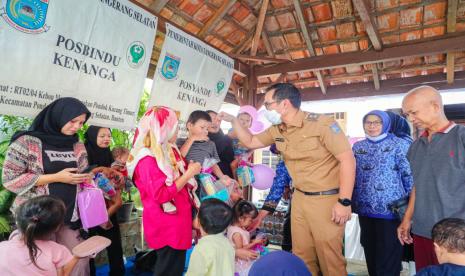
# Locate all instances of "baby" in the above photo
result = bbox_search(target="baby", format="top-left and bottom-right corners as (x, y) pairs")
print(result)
(228, 112), (254, 181)
(111, 146), (133, 191)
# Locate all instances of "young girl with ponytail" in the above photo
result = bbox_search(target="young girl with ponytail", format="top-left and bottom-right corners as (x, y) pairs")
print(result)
(0, 196), (84, 275)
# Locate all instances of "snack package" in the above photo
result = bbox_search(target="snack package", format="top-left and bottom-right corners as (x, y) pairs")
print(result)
(236, 161), (255, 188)
(198, 158), (229, 202)
(94, 173), (116, 198)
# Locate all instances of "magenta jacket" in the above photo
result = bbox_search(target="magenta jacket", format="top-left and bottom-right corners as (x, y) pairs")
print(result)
(133, 154), (193, 250)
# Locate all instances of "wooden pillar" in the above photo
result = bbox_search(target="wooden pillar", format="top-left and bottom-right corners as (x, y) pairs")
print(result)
(247, 64), (257, 107)
(249, 64), (265, 109)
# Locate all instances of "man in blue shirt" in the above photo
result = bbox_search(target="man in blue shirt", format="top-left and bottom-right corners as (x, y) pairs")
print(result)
(250, 144), (293, 251)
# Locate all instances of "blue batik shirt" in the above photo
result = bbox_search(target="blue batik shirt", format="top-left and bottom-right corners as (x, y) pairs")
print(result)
(262, 160), (292, 213)
(352, 134), (413, 219)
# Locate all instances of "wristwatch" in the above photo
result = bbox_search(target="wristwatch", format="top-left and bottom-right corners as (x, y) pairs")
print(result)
(338, 198), (352, 207)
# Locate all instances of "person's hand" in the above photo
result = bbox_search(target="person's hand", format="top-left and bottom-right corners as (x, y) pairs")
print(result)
(252, 238), (265, 246)
(55, 168), (91, 185)
(283, 186), (291, 200)
(99, 220), (114, 230)
(247, 210), (268, 231)
(331, 203), (352, 225)
(397, 219), (413, 245)
(235, 248), (258, 261)
(218, 112), (236, 123)
(92, 167), (125, 188)
(186, 161), (202, 177)
(219, 175), (233, 187)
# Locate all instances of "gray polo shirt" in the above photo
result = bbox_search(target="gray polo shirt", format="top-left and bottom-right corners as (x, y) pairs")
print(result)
(176, 138), (220, 166)
(407, 123), (465, 238)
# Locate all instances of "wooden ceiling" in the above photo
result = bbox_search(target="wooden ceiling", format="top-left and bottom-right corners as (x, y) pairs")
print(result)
(133, 0), (465, 100)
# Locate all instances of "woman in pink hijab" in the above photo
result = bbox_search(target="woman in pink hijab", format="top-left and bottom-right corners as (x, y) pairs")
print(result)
(127, 106), (201, 276)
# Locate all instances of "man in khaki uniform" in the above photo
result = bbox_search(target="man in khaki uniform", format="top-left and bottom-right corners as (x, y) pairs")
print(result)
(220, 83), (355, 275)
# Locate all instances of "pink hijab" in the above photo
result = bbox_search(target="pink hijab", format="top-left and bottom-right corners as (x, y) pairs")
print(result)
(127, 106), (199, 212)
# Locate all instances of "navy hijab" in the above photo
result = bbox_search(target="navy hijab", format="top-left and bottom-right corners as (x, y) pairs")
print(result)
(249, 251), (311, 276)
(386, 111), (413, 142)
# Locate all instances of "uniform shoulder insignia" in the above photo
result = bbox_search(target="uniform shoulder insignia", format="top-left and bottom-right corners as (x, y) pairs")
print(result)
(305, 112), (320, 121)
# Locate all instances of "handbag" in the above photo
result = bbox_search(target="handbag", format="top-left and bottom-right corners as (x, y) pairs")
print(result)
(77, 182), (109, 230)
(388, 196), (409, 221)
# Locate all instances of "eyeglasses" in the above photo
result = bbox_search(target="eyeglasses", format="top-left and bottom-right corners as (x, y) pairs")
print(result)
(364, 120), (382, 127)
(264, 101), (280, 110)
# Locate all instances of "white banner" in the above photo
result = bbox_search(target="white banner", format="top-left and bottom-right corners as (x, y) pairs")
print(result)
(149, 23), (234, 136)
(0, 0), (157, 130)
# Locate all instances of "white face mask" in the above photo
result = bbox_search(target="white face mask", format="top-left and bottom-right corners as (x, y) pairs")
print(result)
(264, 109), (282, 125)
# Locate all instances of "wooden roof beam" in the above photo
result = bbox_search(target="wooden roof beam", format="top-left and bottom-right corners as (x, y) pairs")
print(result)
(150, 0), (170, 13)
(300, 71), (465, 101)
(353, 0), (382, 50)
(372, 63), (380, 90)
(261, 31), (275, 58)
(250, 0), (270, 56)
(292, 0), (326, 94)
(446, 0), (458, 84)
(235, 33), (254, 54)
(254, 33), (465, 77)
(257, 60), (465, 88)
(199, 0), (237, 38)
(229, 54), (292, 63)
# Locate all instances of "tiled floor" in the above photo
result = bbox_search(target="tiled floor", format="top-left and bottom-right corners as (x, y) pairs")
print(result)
(347, 259), (412, 276)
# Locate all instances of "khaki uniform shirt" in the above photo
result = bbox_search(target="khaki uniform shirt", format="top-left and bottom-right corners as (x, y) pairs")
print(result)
(256, 111), (351, 192)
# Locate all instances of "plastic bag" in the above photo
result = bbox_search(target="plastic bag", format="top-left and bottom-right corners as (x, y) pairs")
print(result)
(236, 163), (255, 188)
(77, 182), (109, 230)
(94, 173), (116, 198)
(235, 259), (253, 276)
(198, 158), (229, 202)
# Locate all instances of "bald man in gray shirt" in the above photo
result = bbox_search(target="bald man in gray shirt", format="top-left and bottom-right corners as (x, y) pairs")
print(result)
(398, 85), (465, 271)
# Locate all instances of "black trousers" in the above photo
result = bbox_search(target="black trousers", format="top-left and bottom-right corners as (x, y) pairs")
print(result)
(281, 203), (292, 252)
(90, 215), (125, 276)
(153, 246), (186, 276)
(359, 216), (403, 276)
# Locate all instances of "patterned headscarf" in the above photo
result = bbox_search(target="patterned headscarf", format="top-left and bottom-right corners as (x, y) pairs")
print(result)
(127, 106), (199, 209)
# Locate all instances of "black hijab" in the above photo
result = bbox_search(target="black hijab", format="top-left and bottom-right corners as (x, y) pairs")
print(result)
(386, 111), (413, 142)
(84, 126), (114, 167)
(11, 97), (91, 147)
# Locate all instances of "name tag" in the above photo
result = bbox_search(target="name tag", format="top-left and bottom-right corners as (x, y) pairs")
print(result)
(274, 138), (284, 142)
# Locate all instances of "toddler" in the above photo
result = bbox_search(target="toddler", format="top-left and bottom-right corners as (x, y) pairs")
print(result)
(227, 200), (265, 275)
(228, 112), (254, 182)
(416, 218), (465, 275)
(180, 110), (232, 187)
(186, 198), (235, 276)
(0, 196), (108, 276)
(111, 146), (133, 191)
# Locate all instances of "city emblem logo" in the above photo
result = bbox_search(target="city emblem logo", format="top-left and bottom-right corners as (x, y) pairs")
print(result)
(160, 53), (180, 80)
(0, 0), (50, 34)
(127, 41), (146, 69)
(215, 78), (226, 96)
